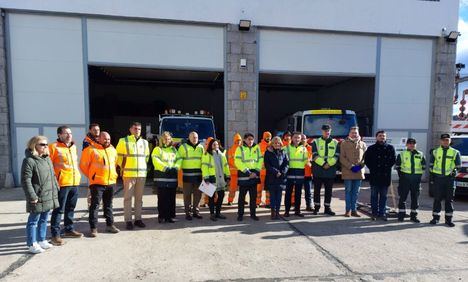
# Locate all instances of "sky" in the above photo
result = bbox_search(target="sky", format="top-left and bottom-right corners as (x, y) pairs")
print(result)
(455, 1), (468, 115)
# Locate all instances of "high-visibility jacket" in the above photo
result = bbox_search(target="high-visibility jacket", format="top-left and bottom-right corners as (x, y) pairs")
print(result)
(201, 151), (230, 185)
(285, 144), (309, 182)
(313, 137), (339, 167)
(234, 144), (263, 186)
(397, 150), (425, 175)
(49, 141), (81, 187)
(176, 142), (204, 183)
(82, 134), (99, 150)
(80, 144), (118, 185)
(116, 135), (149, 178)
(152, 145), (180, 188)
(304, 144), (313, 178)
(430, 146), (461, 176)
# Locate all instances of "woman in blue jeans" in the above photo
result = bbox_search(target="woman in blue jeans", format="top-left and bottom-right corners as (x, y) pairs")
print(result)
(264, 136), (289, 220)
(21, 136), (60, 254)
(339, 127), (367, 217)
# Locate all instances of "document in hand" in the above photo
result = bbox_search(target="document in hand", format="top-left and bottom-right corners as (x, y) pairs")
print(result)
(199, 181), (217, 197)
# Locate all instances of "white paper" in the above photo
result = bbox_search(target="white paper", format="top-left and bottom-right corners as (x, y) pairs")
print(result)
(199, 181), (217, 197)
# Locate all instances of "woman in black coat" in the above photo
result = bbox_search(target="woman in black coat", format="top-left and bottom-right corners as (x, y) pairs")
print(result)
(264, 136), (289, 220)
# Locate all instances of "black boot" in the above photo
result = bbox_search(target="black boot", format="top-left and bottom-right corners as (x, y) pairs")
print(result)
(397, 213), (405, 222)
(410, 213), (420, 223)
(445, 216), (455, 227)
(313, 206), (319, 215)
(429, 217), (439, 225)
(324, 207), (335, 216)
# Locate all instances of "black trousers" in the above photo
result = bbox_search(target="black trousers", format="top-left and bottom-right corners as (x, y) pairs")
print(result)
(157, 187), (176, 220)
(285, 180), (304, 213)
(88, 184), (114, 229)
(208, 190), (225, 215)
(313, 177), (334, 209)
(432, 176), (455, 220)
(238, 185), (257, 216)
(398, 174), (421, 217)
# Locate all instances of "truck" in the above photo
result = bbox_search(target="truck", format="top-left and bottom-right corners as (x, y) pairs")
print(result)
(146, 109), (216, 145)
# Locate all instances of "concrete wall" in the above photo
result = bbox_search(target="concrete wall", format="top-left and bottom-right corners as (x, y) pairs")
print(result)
(225, 24), (258, 146)
(0, 13), (13, 187)
(0, 0), (458, 37)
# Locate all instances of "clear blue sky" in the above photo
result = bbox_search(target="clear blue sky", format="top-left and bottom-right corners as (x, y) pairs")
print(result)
(454, 1), (468, 115)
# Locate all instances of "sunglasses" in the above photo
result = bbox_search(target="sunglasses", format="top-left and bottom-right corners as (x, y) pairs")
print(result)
(37, 143), (48, 147)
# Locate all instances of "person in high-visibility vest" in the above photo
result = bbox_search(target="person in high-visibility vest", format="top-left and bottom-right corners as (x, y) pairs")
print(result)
(234, 133), (263, 221)
(282, 131), (292, 147)
(80, 131), (120, 237)
(201, 137), (214, 207)
(311, 124), (340, 216)
(227, 134), (242, 205)
(302, 134), (313, 211)
(176, 132), (204, 220)
(395, 138), (426, 223)
(429, 134), (461, 227)
(49, 126), (83, 246)
(152, 131), (180, 223)
(116, 122), (150, 230)
(257, 131), (271, 207)
(82, 123), (100, 208)
(202, 138), (231, 221)
(284, 132), (309, 217)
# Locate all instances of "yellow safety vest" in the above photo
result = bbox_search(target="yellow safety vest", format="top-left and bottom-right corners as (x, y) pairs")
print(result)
(234, 145), (263, 173)
(400, 150), (424, 175)
(313, 138), (339, 166)
(201, 151), (230, 180)
(116, 135), (149, 178)
(285, 144), (308, 169)
(431, 147), (459, 176)
(176, 143), (203, 170)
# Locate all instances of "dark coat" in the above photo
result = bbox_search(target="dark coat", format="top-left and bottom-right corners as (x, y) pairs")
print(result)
(264, 148), (289, 190)
(364, 142), (396, 186)
(21, 149), (60, 213)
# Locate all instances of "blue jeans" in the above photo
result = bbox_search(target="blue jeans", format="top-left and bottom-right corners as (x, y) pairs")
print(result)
(344, 180), (362, 212)
(303, 178), (312, 207)
(26, 211), (50, 246)
(269, 186), (283, 213)
(50, 186), (79, 237)
(371, 185), (389, 217)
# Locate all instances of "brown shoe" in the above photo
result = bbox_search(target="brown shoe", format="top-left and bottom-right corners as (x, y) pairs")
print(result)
(271, 210), (275, 220)
(351, 211), (361, 217)
(89, 229), (98, 238)
(344, 211), (351, 217)
(63, 230), (83, 238)
(105, 225), (120, 234)
(50, 236), (65, 246)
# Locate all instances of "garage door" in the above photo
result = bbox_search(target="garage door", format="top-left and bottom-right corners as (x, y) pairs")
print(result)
(259, 29), (377, 75)
(87, 19), (224, 70)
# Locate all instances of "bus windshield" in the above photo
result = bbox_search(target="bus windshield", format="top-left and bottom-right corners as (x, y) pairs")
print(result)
(160, 118), (215, 140)
(451, 138), (468, 156)
(303, 114), (357, 138)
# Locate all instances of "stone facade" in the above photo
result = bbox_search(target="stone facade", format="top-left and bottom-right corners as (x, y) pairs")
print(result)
(225, 24), (258, 147)
(0, 12), (14, 188)
(430, 38), (457, 149)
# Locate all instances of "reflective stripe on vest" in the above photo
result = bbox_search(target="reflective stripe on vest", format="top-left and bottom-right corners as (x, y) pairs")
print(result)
(431, 147), (457, 176)
(121, 136), (148, 177)
(400, 150), (424, 175)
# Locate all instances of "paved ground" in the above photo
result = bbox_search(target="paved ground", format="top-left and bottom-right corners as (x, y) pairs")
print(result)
(0, 181), (467, 281)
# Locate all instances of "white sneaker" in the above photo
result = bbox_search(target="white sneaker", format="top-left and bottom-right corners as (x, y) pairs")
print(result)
(28, 243), (45, 254)
(38, 240), (53, 250)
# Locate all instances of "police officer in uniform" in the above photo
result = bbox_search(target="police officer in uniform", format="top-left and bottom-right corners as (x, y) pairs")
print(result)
(395, 138), (426, 223)
(311, 125), (340, 216)
(429, 134), (461, 227)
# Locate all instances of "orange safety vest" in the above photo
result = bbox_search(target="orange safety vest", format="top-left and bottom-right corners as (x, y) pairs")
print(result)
(80, 143), (118, 186)
(49, 141), (81, 187)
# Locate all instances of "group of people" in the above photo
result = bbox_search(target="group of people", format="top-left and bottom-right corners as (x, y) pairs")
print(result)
(21, 121), (461, 254)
